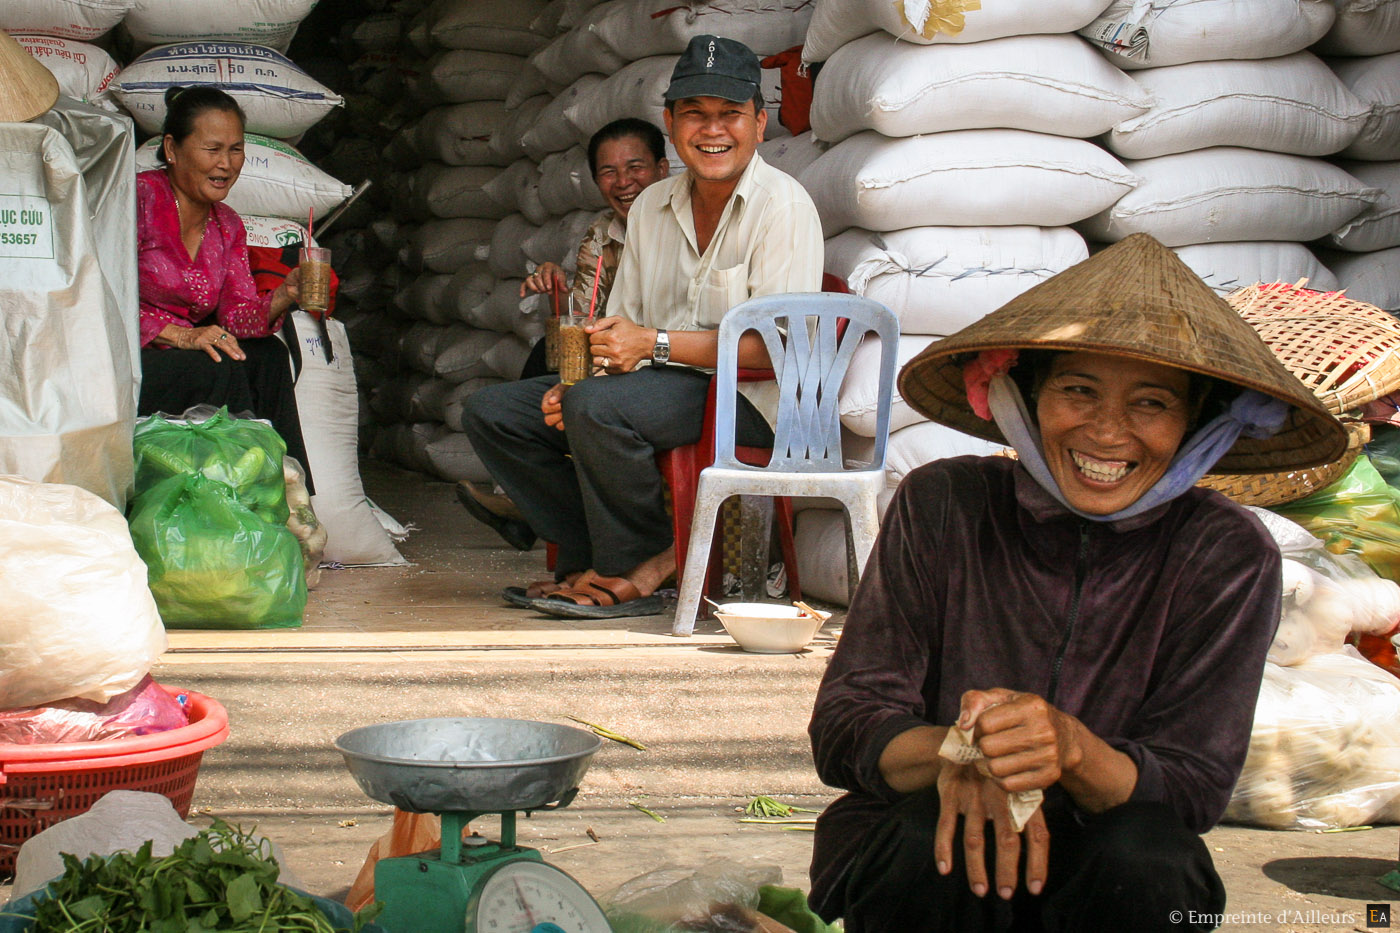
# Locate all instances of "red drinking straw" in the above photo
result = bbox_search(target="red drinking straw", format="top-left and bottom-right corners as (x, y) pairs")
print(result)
(306, 207), (314, 241)
(587, 253), (604, 321)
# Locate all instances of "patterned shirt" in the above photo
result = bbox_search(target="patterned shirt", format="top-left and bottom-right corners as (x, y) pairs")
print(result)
(136, 169), (275, 348)
(570, 209), (625, 319)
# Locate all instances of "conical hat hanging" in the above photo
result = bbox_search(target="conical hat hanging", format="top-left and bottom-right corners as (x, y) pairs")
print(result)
(898, 233), (1347, 474)
(0, 31), (59, 123)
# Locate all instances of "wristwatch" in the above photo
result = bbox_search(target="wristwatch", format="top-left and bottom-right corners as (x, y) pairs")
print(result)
(651, 329), (670, 366)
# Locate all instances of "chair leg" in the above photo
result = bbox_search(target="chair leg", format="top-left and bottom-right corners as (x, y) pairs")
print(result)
(673, 487), (724, 637)
(775, 496), (800, 601)
(842, 491), (882, 605)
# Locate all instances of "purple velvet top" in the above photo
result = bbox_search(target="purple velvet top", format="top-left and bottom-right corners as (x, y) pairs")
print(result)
(807, 456), (1281, 916)
(136, 169), (274, 349)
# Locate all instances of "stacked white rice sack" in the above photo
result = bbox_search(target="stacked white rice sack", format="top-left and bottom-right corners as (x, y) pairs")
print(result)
(2, 0), (404, 566)
(789, 0), (1399, 605)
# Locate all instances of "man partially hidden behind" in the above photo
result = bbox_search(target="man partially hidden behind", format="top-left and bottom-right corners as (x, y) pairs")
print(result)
(463, 34), (823, 618)
(455, 118), (670, 547)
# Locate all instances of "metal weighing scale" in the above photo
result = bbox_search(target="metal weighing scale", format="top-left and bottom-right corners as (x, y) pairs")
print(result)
(335, 717), (611, 933)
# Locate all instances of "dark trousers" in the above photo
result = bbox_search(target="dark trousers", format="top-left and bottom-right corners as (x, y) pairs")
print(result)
(839, 789), (1226, 933)
(138, 337), (314, 494)
(461, 368), (772, 578)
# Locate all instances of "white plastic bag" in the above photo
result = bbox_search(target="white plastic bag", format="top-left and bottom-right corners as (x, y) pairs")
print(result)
(0, 476), (166, 710)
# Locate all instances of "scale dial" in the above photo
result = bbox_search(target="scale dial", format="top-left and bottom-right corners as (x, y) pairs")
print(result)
(468, 859), (611, 933)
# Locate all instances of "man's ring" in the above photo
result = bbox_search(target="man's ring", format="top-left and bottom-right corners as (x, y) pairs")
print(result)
(601, 357), (610, 368)
(217, 334), (227, 341)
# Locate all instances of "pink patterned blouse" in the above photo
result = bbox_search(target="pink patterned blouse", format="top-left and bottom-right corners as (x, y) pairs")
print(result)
(136, 169), (275, 348)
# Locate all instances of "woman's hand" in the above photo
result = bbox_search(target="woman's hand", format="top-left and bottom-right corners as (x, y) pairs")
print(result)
(158, 323), (245, 361)
(541, 383), (566, 431)
(586, 317), (653, 374)
(935, 761), (1050, 900)
(521, 262), (567, 297)
(960, 689), (1083, 795)
(268, 267), (300, 326)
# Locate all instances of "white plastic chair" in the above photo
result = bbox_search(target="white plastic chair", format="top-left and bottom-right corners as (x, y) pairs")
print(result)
(672, 292), (900, 636)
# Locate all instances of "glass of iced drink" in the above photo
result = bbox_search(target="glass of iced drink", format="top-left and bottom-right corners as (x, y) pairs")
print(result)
(544, 312), (560, 372)
(298, 245), (333, 314)
(557, 298), (591, 386)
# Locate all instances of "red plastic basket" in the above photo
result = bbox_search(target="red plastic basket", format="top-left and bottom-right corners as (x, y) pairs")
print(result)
(0, 686), (229, 877)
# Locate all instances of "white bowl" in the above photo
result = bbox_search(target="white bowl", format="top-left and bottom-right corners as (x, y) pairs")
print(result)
(713, 602), (831, 654)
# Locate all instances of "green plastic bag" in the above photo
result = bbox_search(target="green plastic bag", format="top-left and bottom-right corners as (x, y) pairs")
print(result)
(1272, 455), (1400, 584)
(128, 473), (306, 629)
(133, 407), (289, 525)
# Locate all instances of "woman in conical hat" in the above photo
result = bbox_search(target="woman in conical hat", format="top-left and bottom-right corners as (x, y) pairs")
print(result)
(807, 234), (1346, 933)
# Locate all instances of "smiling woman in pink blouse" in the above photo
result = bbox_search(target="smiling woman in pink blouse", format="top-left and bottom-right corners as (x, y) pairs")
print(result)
(136, 85), (312, 487)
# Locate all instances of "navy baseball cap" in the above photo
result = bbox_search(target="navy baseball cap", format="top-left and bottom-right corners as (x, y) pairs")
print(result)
(664, 34), (761, 104)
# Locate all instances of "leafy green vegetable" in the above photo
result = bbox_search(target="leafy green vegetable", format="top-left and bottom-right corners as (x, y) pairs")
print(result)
(743, 796), (820, 818)
(24, 820), (381, 932)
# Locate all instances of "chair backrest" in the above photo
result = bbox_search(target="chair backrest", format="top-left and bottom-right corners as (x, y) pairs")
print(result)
(713, 292), (900, 473)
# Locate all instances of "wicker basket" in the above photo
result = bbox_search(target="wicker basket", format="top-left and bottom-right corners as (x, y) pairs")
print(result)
(1224, 282), (1400, 415)
(1197, 283), (1399, 508)
(1199, 421), (1371, 508)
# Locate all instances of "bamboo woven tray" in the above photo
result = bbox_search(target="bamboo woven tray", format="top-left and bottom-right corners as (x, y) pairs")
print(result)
(1224, 282), (1400, 415)
(1199, 421), (1370, 508)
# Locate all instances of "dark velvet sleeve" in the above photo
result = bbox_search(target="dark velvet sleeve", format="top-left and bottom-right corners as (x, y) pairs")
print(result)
(808, 463), (957, 803)
(1107, 498), (1281, 833)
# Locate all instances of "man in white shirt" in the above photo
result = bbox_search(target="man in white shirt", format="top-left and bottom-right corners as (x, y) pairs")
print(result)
(463, 34), (823, 618)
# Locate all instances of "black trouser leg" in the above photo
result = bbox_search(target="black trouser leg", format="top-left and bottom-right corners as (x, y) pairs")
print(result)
(839, 788), (1225, 933)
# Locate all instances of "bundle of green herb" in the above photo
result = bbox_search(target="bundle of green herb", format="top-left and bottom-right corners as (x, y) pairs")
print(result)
(26, 820), (380, 932)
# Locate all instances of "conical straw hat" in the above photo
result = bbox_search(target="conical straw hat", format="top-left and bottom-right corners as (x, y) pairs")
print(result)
(898, 233), (1347, 474)
(0, 31), (59, 123)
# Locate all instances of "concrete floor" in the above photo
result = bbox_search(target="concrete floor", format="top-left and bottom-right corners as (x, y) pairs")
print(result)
(5, 460), (1400, 931)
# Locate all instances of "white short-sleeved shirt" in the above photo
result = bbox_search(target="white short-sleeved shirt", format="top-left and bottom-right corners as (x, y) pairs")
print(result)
(605, 153), (824, 426)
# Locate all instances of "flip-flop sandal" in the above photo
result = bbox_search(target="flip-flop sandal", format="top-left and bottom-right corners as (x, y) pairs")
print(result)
(529, 574), (665, 619)
(456, 483), (537, 552)
(502, 579), (569, 607)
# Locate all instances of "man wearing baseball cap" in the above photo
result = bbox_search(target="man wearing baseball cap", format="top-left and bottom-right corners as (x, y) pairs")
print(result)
(464, 34), (823, 618)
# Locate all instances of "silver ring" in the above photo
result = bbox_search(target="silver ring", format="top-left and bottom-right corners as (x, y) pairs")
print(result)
(601, 357), (610, 368)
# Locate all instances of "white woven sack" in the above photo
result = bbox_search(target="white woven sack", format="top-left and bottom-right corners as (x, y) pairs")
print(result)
(429, 0), (551, 54)
(489, 94), (551, 163)
(801, 0), (1113, 65)
(811, 33), (1148, 144)
(134, 135), (352, 219)
(504, 66), (557, 110)
(522, 75), (606, 161)
(443, 263), (496, 323)
(758, 132), (827, 184)
(799, 129), (1138, 237)
(1329, 246), (1400, 310)
(793, 508), (853, 607)
(884, 421), (1003, 488)
(0, 476), (166, 708)
(412, 102), (511, 167)
(469, 279), (531, 332)
(348, 14), (402, 54)
(443, 378), (504, 432)
(400, 322), (451, 375)
(564, 55), (784, 143)
(434, 327), (501, 382)
(1080, 0), (1335, 70)
(1173, 242), (1340, 294)
(593, 0), (813, 61)
(839, 334), (935, 437)
(537, 149), (598, 215)
(0, 0), (133, 40)
(123, 0), (318, 52)
(240, 215), (310, 249)
(825, 226), (1088, 336)
(288, 311), (406, 566)
(112, 42), (343, 137)
(1329, 161), (1400, 252)
(489, 213), (541, 278)
(424, 430), (494, 483)
(401, 218), (494, 274)
(483, 332), (533, 379)
(411, 163), (511, 220)
(1314, 0), (1400, 56)
(1080, 148), (1381, 247)
(395, 274), (456, 324)
(13, 35), (119, 108)
(1107, 53), (1370, 159)
(1334, 54), (1400, 161)
(528, 1), (626, 84)
(523, 209), (599, 271)
(425, 50), (527, 102)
